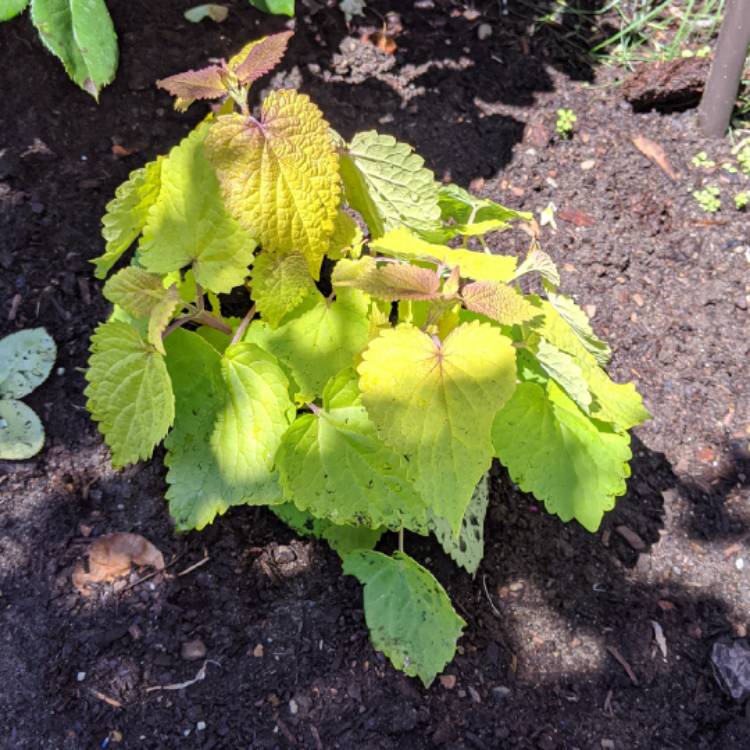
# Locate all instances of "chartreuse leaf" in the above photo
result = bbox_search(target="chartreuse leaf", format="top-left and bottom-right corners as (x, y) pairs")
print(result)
(358, 321), (516, 534)
(164, 331), (294, 530)
(545, 288), (611, 365)
(492, 381), (632, 532)
(341, 131), (441, 237)
(460, 281), (539, 325)
(0, 399), (45, 460)
(103, 267), (170, 318)
(277, 369), (429, 532)
(527, 335), (591, 413)
(270, 503), (383, 558)
(94, 157), (163, 279)
(30, 0), (118, 99)
(343, 550), (465, 687)
(204, 90), (340, 278)
(0, 328), (56, 399)
(430, 474), (489, 576)
(250, 251), (316, 327)
(245, 289), (370, 400)
(85, 321), (174, 467)
(532, 298), (649, 430)
(147, 286), (181, 355)
(140, 122), (256, 293)
(248, 0), (294, 16)
(370, 227), (517, 283)
(332, 256), (440, 301)
(1, 0), (29, 21)
(328, 210), (363, 260)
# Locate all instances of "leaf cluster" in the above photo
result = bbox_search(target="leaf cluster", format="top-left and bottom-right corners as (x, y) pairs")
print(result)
(86, 34), (649, 686)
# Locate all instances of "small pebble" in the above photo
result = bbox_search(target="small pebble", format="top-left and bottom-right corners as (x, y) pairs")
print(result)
(736, 558), (745, 571)
(76, 671), (86, 682)
(439, 674), (456, 689)
(477, 23), (492, 40)
(580, 159), (596, 170)
(196, 722), (206, 732)
(492, 685), (511, 701)
(289, 699), (299, 715)
(181, 638), (207, 661)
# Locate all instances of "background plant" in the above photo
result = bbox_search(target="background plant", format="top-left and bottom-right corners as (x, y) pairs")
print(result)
(555, 107), (577, 139)
(85, 32), (649, 685)
(0, 328), (56, 460)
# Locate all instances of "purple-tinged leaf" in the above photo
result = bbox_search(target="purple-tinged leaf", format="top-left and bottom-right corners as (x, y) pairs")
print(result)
(233, 31), (293, 85)
(333, 257), (440, 301)
(461, 281), (539, 325)
(156, 65), (227, 110)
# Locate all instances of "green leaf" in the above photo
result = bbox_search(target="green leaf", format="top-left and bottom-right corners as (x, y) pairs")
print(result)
(328, 210), (364, 260)
(0, 328), (56, 399)
(0, 399), (45, 460)
(103, 267), (170, 319)
(343, 550), (465, 687)
(270, 503), (383, 558)
(0, 0), (29, 21)
(514, 245), (560, 287)
(438, 183), (532, 225)
(545, 288), (611, 365)
(250, 251), (316, 328)
(276, 369), (429, 532)
(30, 0), (118, 99)
(139, 121), (256, 293)
(183, 4), (229, 22)
(370, 227), (517, 282)
(85, 321), (174, 467)
(204, 90), (340, 278)
(532, 298), (649, 429)
(332, 256), (441, 301)
(429, 474), (489, 575)
(245, 289), (370, 400)
(164, 331), (294, 530)
(248, 0), (294, 16)
(358, 321), (517, 534)
(147, 286), (181, 355)
(94, 157), (163, 279)
(528, 335), (591, 413)
(460, 281), (540, 325)
(341, 131), (441, 237)
(492, 381), (632, 532)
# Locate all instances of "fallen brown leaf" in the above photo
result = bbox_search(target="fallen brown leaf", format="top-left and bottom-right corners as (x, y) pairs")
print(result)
(558, 208), (596, 227)
(631, 135), (679, 181)
(73, 532), (165, 593)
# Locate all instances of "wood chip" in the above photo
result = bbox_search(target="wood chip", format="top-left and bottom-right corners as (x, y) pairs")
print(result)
(606, 645), (639, 685)
(631, 135), (679, 181)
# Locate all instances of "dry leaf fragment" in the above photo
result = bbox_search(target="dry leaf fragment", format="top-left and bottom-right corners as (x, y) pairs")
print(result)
(558, 207), (596, 227)
(651, 620), (668, 659)
(73, 532), (165, 592)
(631, 135), (679, 181)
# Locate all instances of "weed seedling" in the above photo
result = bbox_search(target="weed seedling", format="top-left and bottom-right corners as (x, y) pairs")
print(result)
(735, 191), (749, 210)
(555, 108), (577, 139)
(692, 185), (721, 212)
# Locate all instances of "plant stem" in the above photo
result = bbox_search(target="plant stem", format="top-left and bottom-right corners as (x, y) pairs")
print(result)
(398, 528), (404, 553)
(230, 304), (256, 345)
(194, 311), (233, 335)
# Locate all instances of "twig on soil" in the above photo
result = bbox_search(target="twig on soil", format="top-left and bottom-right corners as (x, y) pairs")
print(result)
(144, 659), (220, 693)
(121, 552), (186, 593)
(482, 575), (502, 618)
(89, 688), (123, 709)
(176, 550), (210, 577)
(606, 645), (639, 685)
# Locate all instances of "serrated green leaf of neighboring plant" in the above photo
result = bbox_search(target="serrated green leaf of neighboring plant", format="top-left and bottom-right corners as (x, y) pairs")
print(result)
(103, 267), (169, 319)
(248, 0), (294, 16)
(140, 121), (256, 293)
(532, 298), (649, 430)
(245, 289), (370, 400)
(85, 321), (174, 467)
(0, 328), (56, 399)
(94, 158), (163, 279)
(271, 503), (384, 558)
(163, 331), (293, 530)
(358, 321), (516, 534)
(333, 256), (440, 301)
(460, 281), (540, 325)
(250, 251), (316, 328)
(545, 288), (611, 365)
(147, 286), (181, 355)
(343, 550), (465, 687)
(492, 381), (632, 532)
(30, 0), (118, 98)
(370, 227), (517, 282)
(529, 335), (591, 413)
(0, 0), (29, 21)
(204, 91), (339, 278)
(277, 369), (429, 532)
(514, 245), (560, 287)
(341, 131), (441, 237)
(430, 474), (489, 576)
(0, 399), (45, 460)
(438, 183), (532, 225)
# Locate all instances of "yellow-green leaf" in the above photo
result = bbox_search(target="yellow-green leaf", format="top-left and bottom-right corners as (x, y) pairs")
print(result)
(249, 251), (316, 328)
(204, 90), (340, 278)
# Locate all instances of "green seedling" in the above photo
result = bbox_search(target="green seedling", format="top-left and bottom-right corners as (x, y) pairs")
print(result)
(692, 185), (721, 212)
(0, 328), (56, 460)
(736, 143), (750, 176)
(691, 151), (716, 169)
(735, 191), (749, 210)
(555, 108), (577, 139)
(86, 33), (649, 686)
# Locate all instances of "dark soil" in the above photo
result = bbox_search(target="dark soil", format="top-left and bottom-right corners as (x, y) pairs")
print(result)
(1, 1), (749, 748)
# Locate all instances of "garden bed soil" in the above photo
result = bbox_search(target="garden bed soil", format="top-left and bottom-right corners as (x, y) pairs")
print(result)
(1, 1), (749, 748)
